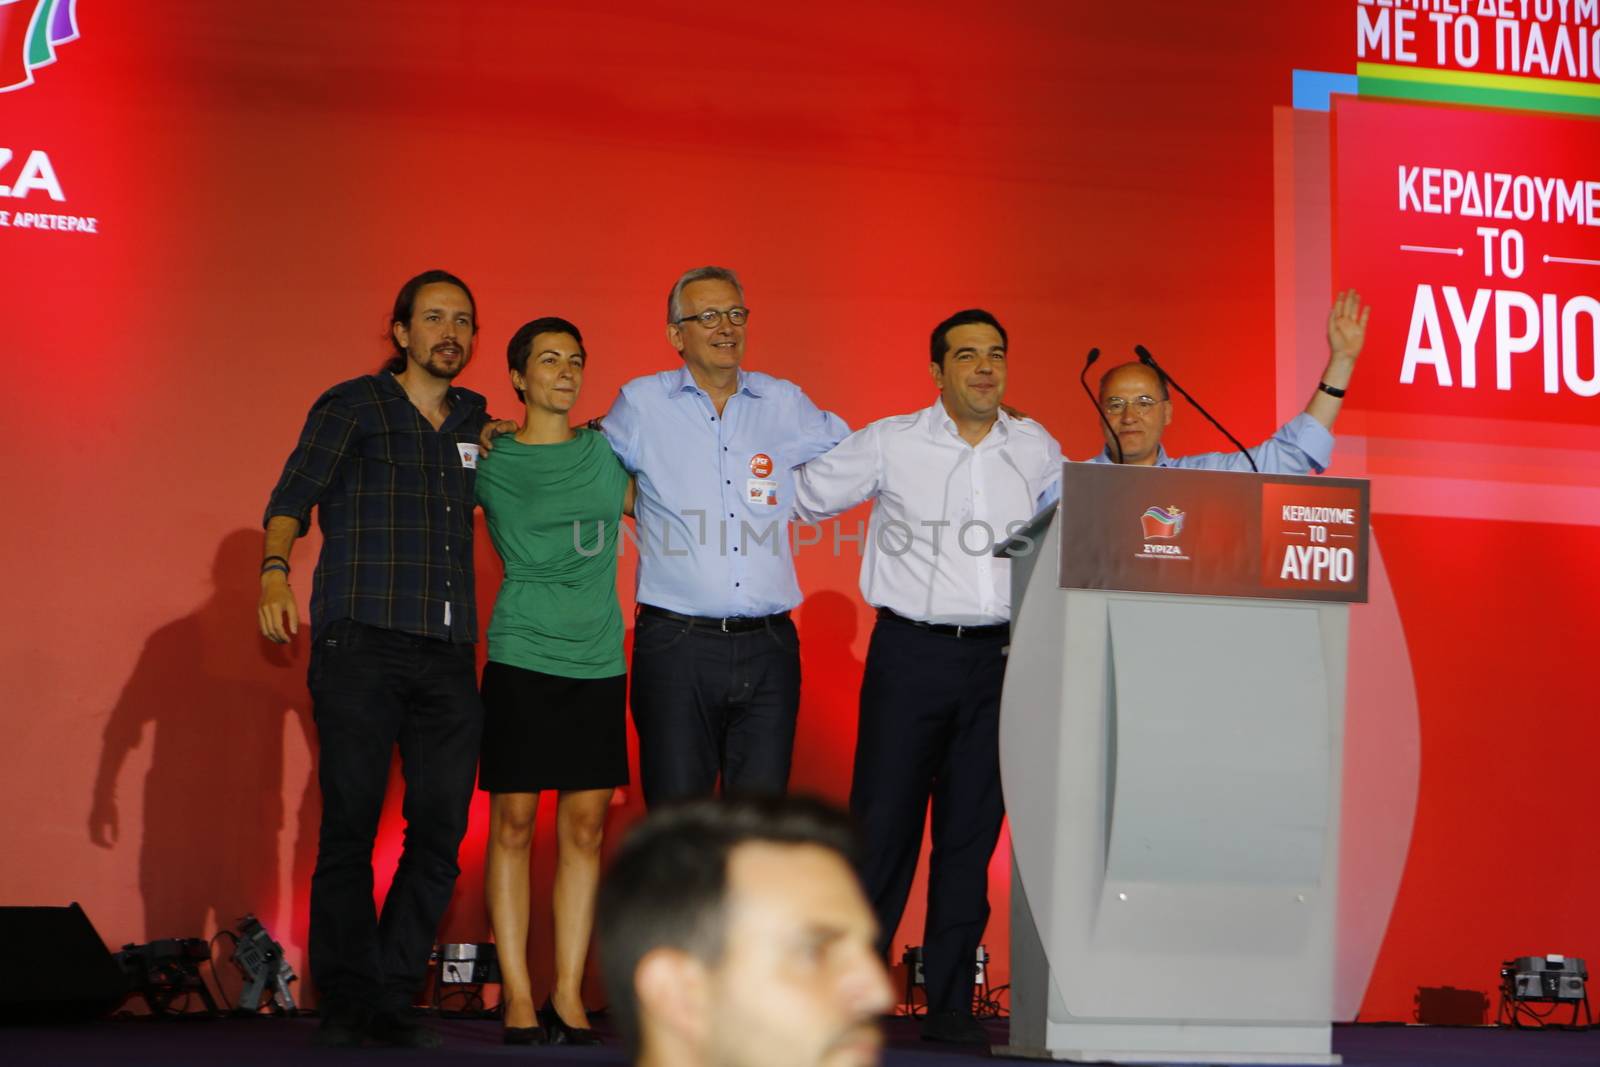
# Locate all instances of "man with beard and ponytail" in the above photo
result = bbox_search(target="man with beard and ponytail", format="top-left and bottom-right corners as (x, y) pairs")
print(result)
(258, 269), (490, 1049)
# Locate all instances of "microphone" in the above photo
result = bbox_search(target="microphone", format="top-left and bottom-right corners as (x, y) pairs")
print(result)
(1133, 344), (1258, 473)
(1079, 347), (1123, 465)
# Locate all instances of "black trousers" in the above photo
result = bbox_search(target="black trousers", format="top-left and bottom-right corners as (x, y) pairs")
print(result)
(306, 618), (483, 1018)
(850, 614), (1008, 1015)
(629, 609), (801, 806)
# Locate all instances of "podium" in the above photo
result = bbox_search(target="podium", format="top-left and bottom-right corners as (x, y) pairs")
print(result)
(997, 464), (1370, 1065)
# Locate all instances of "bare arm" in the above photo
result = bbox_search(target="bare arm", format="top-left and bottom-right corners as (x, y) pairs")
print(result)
(1305, 289), (1371, 431)
(258, 515), (302, 643)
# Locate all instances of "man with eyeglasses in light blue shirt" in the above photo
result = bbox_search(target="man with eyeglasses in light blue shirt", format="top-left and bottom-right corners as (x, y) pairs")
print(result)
(1092, 290), (1370, 470)
(600, 266), (849, 806)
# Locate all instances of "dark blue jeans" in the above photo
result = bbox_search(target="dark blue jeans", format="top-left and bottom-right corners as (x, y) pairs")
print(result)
(306, 618), (482, 1017)
(628, 610), (801, 806)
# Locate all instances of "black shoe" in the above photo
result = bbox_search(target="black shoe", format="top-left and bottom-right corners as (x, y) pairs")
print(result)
(920, 1010), (990, 1047)
(313, 1012), (367, 1048)
(504, 1025), (546, 1046)
(366, 1010), (444, 1049)
(539, 996), (602, 1046)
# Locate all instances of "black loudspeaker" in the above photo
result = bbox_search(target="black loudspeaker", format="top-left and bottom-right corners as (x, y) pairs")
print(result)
(0, 903), (128, 1023)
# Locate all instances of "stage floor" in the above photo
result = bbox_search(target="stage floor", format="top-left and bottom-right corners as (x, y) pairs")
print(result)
(2, 1016), (1596, 1066)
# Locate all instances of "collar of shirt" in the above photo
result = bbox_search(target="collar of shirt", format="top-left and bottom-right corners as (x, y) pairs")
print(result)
(668, 363), (765, 401)
(927, 396), (1011, 447)
(1092, 441), (1171, 466)
(378, 370), (485, 431)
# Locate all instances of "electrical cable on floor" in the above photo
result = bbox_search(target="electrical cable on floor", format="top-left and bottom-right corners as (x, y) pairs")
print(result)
(207, 929), (239, 1013)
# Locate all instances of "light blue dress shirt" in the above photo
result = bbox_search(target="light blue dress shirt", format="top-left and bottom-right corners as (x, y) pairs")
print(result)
(601, 365), (849, 617)
(1085, 412), (1334, 473)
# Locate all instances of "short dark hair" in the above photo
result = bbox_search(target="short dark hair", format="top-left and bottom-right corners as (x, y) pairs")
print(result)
(930, 308), (1007, 367)
(506, 316), (585, 402)
(597, 796), (858, 1057)
(1097, 360), (1171, 401)
(382, 269), (478, 374)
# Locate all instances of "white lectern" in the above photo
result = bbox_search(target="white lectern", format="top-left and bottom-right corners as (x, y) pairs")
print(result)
(997, 464), (1370, 1065)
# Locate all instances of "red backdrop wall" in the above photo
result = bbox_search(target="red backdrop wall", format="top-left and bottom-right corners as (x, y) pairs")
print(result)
(2, 2), (1595, 1021)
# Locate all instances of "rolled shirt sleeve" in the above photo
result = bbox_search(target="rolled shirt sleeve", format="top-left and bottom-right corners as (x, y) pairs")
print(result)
(1084, 413), (1334, 474)
(1236, 412), (1333, 474)
(1167, 414), (1333, 473)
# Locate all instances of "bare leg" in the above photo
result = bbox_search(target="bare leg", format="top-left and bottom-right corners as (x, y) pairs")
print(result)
(550, 788), (612, 1028)
(485, 791), (539, 1030)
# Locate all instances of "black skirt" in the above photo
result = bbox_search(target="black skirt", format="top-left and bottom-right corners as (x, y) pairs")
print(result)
(478, 660), (629, 793)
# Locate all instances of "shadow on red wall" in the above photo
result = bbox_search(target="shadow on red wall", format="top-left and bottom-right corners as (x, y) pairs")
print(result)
(88, 529), (319, 967)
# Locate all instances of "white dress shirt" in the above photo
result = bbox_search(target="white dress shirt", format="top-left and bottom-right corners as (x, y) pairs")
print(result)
(792, 398), (1063, 626)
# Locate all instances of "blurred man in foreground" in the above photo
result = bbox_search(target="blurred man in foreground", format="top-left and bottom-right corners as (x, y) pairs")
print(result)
(598, 797), (894, 1067)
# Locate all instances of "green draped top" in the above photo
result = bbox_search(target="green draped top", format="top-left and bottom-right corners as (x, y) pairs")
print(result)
(475, 428), (630, 678)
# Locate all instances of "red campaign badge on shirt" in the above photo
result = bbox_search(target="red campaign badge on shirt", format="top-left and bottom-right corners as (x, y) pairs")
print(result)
(749, 453), (773, 478)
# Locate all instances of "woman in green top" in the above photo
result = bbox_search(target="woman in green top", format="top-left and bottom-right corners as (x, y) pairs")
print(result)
(475, 316), (633, 1045)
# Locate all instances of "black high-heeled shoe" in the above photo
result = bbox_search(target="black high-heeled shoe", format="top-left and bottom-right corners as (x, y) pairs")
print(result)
(539, 995), (602, 1046)
(503, 1025), (546, 1046)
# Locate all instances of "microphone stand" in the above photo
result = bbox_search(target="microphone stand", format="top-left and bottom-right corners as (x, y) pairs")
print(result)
(1133, 344), (1257, 473)
(1078, 347), (1123, 465)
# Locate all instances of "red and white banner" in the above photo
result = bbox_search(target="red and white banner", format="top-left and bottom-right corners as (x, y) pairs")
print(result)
(1334, 96), (1600, 426)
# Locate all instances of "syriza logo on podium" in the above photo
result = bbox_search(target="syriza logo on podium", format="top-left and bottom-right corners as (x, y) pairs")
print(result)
(1139, 505), (1189, 560)
(0, 0), (79, 94)
(1140, 505), (1185, 539)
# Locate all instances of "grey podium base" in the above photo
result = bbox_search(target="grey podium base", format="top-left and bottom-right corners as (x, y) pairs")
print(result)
(997, 1021), (1340, 1065)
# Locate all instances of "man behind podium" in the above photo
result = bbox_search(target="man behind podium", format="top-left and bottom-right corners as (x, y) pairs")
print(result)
(792, 309), (1062, 1045)
(1093, 290), (1370, 470)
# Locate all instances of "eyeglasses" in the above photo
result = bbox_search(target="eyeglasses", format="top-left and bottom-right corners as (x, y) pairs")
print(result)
(675, 306), (750, 329)
(1102, 395), (1163, 415)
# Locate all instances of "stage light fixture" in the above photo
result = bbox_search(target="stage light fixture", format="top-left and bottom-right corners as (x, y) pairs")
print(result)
(433, 942), (501, 985)
(113, 938), (219, 1015)
(228, 914), (297, 1014)
(1498, 954), (1592, 1029)
(898, 944), (993, 1016)
(901, 944), (989, 988)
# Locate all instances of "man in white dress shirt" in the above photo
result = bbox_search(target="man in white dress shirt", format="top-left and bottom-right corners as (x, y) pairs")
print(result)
(792, 309), (1061, 1046)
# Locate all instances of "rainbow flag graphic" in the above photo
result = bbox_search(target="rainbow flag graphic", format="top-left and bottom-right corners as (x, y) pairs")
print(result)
(1140, 505), (1184, 540)
(1357, 60), (1600, 118)
(1, 0), (79, 94)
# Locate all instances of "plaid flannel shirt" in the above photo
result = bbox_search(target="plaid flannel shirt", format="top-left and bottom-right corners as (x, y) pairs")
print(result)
(264, 372), (489, 643)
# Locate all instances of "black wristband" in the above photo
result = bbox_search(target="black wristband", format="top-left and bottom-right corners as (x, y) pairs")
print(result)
(261, 555), (291, 574)
(1317, 381), (1346, 399)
